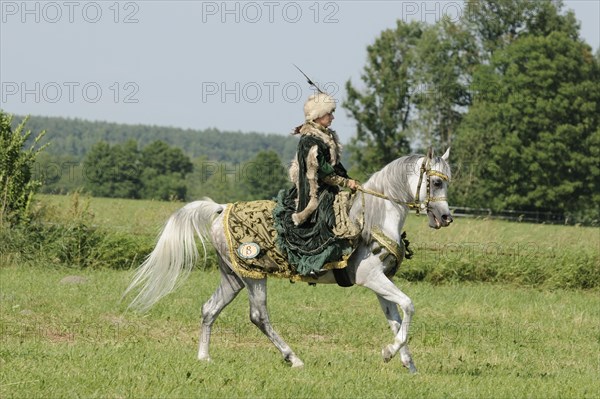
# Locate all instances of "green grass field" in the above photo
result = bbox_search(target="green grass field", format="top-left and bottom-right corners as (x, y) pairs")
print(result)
(1, 194), (599, 398)
(1, 267), (598, 398)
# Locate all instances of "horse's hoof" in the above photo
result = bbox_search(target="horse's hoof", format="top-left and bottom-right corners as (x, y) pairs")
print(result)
(406, 362), (418, 374)
(198, 356), (212, 363)
(382, 345), (394, 363)
(290, 359), (304, 368)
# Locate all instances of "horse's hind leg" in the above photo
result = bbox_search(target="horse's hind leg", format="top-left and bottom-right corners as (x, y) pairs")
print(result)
(377, 295), (417, 373)
(245, 278), (304, 368)
(198, 261), (244, 362)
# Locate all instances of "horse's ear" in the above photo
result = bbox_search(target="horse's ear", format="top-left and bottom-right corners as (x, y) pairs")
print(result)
(427, 147), (434, 160)
(441, 147), (450, 161)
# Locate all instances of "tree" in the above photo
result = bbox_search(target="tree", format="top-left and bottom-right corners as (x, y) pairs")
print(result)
(110, 140), (143, 199)
(344, 20), (423, 179)
(140, 140), (193, 176)
(241, 150), (289, 200)
(0, 111), (47, 225)
(140, 172), (188, 201)
(140, 141), (193, 200)
(343, 0), (598, 222)
(412, 17), (478, 150)
(462, 0), (580, 58)
(83, 142), (114, 197)
(343, 18), (477, 177)
(83, 140), (142, 199)
(35, 152), (85, 194)
(83, 140), (192, 200)
(453, 30), (599, 218)
(186, 157), (238, 203)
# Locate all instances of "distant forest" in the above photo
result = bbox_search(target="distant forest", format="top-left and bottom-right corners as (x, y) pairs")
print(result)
(16, 115), (299, 163)
(7, 114), (304, 201)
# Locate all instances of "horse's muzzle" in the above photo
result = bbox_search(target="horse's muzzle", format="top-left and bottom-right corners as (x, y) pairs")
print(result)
(441, 213), (453, 226)
(428, 210), (453, 229)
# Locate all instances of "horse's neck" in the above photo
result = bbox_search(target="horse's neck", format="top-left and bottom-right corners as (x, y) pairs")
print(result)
(379, 200), (407, 242)
(354, 160), (414, 242)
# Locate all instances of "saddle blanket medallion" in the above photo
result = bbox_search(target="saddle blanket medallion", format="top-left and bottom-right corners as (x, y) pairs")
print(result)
(222, 193), (364, 281)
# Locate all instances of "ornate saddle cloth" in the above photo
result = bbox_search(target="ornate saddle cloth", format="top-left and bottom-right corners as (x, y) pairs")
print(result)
(222, 193), (362, 281)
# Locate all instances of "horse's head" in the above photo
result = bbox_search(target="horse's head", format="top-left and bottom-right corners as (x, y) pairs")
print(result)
(423, 147), (452, 229)
(354, 147), (453, 235)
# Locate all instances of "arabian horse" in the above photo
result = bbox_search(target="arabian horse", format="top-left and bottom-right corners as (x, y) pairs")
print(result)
(125, 148), (453, 373)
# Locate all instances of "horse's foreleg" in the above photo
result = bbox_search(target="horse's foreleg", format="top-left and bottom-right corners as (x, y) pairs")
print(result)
(198, 265), (244, 362)
(245, 278), (304, 368)
(359, 267), (416, 372)
(376, 295), (417, 373)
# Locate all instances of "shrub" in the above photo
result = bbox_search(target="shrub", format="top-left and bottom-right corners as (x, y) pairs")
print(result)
(0, 112), (47, 226)
(398, 245), (599, 290)
(1, 192), (154, 270)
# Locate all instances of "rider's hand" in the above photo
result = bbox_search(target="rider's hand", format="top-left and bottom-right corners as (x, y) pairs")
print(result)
(347, 179), (360, 191)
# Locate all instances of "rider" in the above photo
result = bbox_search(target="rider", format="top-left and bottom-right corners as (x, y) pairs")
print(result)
(274, 92), (360, 276)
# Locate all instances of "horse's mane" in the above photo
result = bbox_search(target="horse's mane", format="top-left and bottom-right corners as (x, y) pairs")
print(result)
(350, 154), (451, 239)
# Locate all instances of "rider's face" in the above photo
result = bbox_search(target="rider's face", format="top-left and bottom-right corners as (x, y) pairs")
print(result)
(314, 112), (334, 128)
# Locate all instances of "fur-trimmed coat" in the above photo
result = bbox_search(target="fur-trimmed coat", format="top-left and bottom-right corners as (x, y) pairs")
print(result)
(272, 121), (353, 276)
(288, 121), (350, 225)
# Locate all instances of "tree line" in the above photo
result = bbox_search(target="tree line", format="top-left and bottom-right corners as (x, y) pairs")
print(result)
(32, 139), (291, 202)
(17, 115), (298, 162)
(17, 115), (298, 201)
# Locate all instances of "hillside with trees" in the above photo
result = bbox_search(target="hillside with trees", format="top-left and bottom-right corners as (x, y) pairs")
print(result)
(13, 115), (299, 201)
(16, 115), (298, 163)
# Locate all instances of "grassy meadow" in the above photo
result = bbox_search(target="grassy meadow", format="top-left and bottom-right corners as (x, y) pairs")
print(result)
(1, 194), (599, 398)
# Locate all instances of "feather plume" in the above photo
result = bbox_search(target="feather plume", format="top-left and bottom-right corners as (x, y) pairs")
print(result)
(293, 64), (324, 94)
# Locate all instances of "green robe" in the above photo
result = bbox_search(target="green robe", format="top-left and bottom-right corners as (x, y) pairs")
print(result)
(273, 133), (354, 275)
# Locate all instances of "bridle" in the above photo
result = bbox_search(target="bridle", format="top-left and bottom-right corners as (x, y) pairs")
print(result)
(357, 156), (450, 215)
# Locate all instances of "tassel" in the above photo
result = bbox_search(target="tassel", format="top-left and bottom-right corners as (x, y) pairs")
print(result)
(401, 231), (413, 260)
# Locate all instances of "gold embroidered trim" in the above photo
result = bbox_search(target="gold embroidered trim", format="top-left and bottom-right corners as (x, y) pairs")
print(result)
(371, 226), (403, 269)
(223, 203), (266, 280)
(222, 199), (360, 282)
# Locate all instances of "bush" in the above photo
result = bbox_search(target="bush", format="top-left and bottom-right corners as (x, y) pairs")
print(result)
(1, 193), (154, 269)
(0, 112), (47, 225)
(398, 244), (599, 290)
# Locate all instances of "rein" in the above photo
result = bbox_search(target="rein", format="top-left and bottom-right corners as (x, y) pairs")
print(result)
(356, 157), (450, 215)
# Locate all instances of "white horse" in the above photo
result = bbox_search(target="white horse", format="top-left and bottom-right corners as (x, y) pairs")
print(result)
(125, 148), (453, 373)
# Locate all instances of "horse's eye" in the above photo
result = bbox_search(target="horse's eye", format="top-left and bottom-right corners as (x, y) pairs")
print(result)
(433, 180), (443, 188)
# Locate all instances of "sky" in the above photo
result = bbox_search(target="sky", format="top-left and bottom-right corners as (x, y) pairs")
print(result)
(1, 0), (599, 143)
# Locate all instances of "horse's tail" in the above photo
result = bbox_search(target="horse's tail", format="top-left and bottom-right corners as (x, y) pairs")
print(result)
(124, 199), (224, 311)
